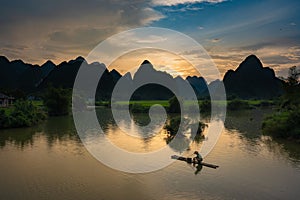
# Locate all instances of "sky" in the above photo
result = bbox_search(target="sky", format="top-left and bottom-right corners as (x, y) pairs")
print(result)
(1, 0), (300, 78)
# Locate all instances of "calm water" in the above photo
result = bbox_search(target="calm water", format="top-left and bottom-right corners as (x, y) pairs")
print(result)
(0, 108), (300, 200)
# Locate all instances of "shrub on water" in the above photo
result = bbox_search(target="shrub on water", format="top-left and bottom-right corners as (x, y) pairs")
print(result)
(165, 116), (206, 137)
(165, 116), (182, 135)
(168, 96), (181, 113)
(191, 121), (207, 135)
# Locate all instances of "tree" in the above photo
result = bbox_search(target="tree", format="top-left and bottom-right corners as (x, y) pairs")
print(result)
(262, 66), (300, 139)
(43, 86), (71, 116)
(0, 110), (10, 128)
(286, 66), (300, 87)
(0, 100), (46, 128)
(281, 66), (300, 109)
(168, 96), (181, 113)
(10, 100), (47, 127)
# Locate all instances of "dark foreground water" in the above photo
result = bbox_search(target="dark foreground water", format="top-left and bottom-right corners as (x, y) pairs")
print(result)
(0, 108), (299, 200)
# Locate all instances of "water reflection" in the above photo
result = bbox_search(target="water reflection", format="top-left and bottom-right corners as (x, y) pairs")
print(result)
(0, 107), (299, 165)
(43, 116), (80, 147)
(0, 115), (81, 149)
(224, 108), (300, 164)
(0, 126), (38, 149)
(0, 107), (300, 199)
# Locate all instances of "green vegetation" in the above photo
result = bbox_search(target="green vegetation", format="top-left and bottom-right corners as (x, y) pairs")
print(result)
(130, 103), (149, 113)
(108, 98), (274, 113)
(0, 86), (71, 129)
(227, 99), (251, 110)
(262, 66), (300, 140)
(112, 100), (168, 107)
(95, 101), (109, 107)
(199, 99), (211, 112)
(262, 110), (300, 139)
(168, 96), (181, 113)
(43, 86), (71, 116)
(164, 116), (206, 136)
(0, 100), (47, 128)
(165, 116), (185, 135)
(164, 116), (206, 148)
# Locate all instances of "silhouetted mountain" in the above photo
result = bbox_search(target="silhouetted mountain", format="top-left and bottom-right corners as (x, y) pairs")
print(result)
(131, 60), (176, 100)
(0, 56), (122, 100)
(0, 55), (285, 100)
(186, 76), (208, 97)
(38, 57), (83, 89)
(0, 56), (40, 92)
(38, 57), (120, 100)
(203, 79), (224, 99)
(223, 55), (283, 99)
(110, 69), (122, 82)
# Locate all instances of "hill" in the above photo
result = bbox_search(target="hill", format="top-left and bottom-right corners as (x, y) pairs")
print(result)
(223, 55), (283, 99)
(0, 55), (284, 100)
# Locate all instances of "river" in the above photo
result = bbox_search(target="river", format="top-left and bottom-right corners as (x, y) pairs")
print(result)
(0, 108), (299, 199)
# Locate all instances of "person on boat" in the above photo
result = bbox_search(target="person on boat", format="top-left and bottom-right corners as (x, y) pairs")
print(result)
(193, 151), (203, 163)
(194, 163), (203, 175)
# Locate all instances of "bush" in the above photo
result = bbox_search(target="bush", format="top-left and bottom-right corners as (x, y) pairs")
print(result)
(262, 110), (300, 139)
(0, 109), (10, 128)
(130, 103), (148, 113)
(165, 116), (206, 136)
(199, 100), (211, 112)
(0, 100), (47, 128)
(262, 66), (300, 140)
(43, 87), (71, 116)
(168, 96), (181, 113)
(259, 100), (274, 107)
(165, 116), (183, 135)
(227, 99), (251, 110)
(191, 121), (207, 135)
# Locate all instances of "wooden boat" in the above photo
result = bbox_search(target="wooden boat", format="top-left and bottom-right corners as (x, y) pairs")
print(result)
(171, 155), (219, 169)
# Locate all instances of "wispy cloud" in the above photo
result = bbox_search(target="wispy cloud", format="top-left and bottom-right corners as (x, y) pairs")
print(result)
(162, 5), (203, 12)
(151, 0), (227, 6)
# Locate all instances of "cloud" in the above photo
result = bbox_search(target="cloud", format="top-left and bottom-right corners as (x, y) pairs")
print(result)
(151, 0), (227, 6)
(162, 5), (203, 12)
(289, 22), (297, 26)
(140, 7), (165, 25)
(208, 44), (300, 78)
(0, 0), (165, 64)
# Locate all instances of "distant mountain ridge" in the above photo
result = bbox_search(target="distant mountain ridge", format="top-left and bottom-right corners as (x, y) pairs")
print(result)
(0, 55), (283, 100)
(223, 55), (283, 99)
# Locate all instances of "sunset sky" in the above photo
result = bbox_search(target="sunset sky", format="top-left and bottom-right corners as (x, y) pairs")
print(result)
(1, 0), (300, 78)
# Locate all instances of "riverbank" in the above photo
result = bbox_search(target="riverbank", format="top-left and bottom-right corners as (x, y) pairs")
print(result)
(98, 99), (276, 113)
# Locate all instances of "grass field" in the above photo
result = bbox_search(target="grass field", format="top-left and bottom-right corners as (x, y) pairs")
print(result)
(108, 99), (275, 108)
(114, 100), (169, 107)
